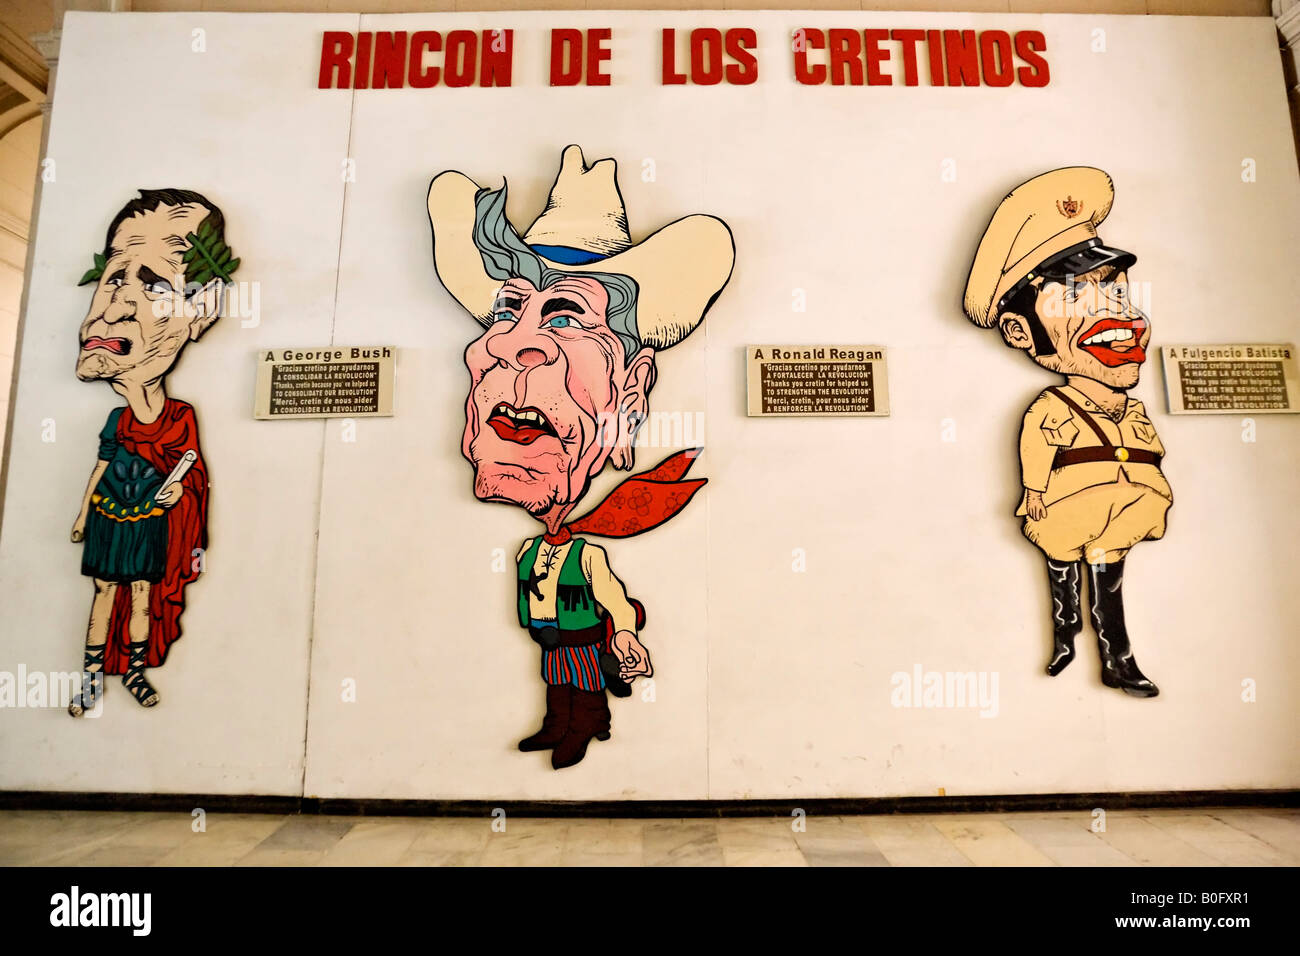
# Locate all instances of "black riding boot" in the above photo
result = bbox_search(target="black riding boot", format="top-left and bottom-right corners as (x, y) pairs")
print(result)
(1045, 559), (1083, 676)
(1087, 559), (1159, 698)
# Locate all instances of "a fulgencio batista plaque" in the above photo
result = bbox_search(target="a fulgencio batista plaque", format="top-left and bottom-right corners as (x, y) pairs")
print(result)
(254, 347), (396, 420)
(1161, 344), (1299, 415)
(746, 345), (890, 417)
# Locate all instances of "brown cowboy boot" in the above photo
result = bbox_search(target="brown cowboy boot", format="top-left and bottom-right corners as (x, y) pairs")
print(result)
(518, 683), (572, 752)
(551, 688), (611, 769)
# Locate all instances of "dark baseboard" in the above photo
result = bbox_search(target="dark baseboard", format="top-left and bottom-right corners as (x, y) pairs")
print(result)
(0, 788), (1295, 818)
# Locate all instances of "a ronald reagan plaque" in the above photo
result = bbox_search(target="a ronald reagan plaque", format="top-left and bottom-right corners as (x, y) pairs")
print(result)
(746, 345), (890, 417)
(255, 347), (396, 420)
(1161, 344), (1299, 415)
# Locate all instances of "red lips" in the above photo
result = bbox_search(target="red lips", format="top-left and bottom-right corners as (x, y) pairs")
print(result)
(82, 336), (131, 355)
(486, 403), (558, 445)
(1077, 318), (1147, 368)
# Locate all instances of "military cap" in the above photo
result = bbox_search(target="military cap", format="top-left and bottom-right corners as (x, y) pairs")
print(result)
(963, 167), (1135, 328)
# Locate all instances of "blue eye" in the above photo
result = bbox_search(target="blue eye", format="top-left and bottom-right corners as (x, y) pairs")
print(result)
(545, 316), (575, 329)
(492, 311), (515, 324)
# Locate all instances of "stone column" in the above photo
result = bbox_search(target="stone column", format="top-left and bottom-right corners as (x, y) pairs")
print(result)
(0, 27), (59, 520)
(1276, 1), (1300, 166)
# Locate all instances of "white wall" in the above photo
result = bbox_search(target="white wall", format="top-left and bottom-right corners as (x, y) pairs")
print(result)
(0, 12), (355, 794)
(1, 10), (1297, 800)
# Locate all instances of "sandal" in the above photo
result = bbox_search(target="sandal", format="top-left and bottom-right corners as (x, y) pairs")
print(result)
(122, 641), (160, 707)
(68, 645), (105, 718)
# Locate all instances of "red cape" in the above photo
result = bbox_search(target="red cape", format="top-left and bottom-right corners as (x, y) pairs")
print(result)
(103, 399), (208, 675)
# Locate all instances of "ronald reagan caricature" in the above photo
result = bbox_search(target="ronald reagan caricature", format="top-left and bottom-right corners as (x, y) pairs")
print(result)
(428, 146), (733, 767)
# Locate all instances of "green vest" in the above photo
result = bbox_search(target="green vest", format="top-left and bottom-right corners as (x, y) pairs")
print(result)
(517, 536), (601, 630)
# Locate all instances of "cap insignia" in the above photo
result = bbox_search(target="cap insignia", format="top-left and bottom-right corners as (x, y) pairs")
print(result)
(1056, 196), (1082, 219)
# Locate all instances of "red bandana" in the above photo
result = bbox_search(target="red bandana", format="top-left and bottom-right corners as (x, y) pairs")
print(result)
(560, 447), (706, 540)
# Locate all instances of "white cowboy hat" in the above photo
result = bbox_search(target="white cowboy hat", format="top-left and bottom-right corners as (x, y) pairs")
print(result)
(427, 145), (735, 350)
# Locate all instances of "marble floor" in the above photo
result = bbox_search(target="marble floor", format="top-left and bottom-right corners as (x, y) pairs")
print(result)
(0, 807), (1295, 866)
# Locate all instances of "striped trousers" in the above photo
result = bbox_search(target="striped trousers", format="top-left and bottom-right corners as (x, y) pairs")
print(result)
(541, 644), (606, 692)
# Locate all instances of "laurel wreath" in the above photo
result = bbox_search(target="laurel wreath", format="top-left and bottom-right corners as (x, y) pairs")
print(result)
(77, 217), (240, 289)
(180, 217), (240, 288)
(77, 253), (108, 287)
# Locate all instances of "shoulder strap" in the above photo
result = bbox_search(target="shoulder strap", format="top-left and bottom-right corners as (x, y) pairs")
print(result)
(1046, 387), (1111, 447)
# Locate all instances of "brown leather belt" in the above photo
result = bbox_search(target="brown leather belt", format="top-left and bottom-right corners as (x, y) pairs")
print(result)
(528, 621), (606, 649)
(1053, 446), (1162, 468)
(1044, 387), (1162, 471)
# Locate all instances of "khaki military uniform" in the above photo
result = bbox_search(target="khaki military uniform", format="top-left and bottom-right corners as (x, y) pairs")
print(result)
(1018, 384), (1172, 564)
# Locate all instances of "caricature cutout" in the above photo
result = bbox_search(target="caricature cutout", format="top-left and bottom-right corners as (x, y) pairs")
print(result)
(68, 189), (237, 716)
(963, 168), (1171, 697)
(428, 146), (734, 768)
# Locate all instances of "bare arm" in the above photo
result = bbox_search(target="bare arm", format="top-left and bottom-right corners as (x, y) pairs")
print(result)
(583, 544), (637, 634)
(72, 459), (109, 542)
(584, 544), (652, 679)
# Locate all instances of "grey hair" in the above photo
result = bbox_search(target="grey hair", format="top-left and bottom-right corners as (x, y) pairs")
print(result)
(471, 183), (642, 360)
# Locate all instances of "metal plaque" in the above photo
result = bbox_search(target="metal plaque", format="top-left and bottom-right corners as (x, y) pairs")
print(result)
(1161, 344), (1299, 415)
(254, 347), (396, 420)
(746, 345), (889, 417)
